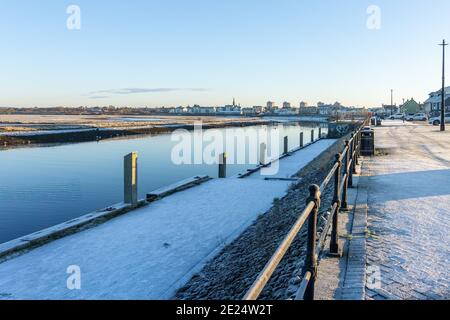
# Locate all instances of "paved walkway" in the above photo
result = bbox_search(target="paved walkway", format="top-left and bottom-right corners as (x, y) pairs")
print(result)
(364, 121), (450, 300)
(0, 139), (336, 300)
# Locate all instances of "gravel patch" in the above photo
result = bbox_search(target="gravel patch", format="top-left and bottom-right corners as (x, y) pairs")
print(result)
(174, 136), (348, 300)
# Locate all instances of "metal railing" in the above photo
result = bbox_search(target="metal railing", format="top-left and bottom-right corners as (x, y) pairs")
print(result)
(243, 119), (369, 301)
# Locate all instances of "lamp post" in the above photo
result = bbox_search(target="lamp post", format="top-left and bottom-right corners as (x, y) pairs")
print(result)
(390, 89), (394, 116)
(439, 39), (448, 132)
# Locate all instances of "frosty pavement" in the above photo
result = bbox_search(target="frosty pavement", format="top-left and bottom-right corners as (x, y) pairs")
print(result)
(0, 139), (336, 300)
(364, 121), (450, 300)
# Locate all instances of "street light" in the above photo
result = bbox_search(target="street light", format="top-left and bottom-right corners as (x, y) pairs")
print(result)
(439, 39), (448, 132)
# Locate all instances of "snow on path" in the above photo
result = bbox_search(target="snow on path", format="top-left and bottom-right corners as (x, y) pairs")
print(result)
(0, 139), (336, 300)
(365, 121), (450, 299)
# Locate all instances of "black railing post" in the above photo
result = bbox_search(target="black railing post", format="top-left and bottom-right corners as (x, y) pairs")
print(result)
(352, 132), (357, 174)
(304, 184), (321, 300)
(348, 134), (354, 187)
(341, 141), (350, 210)
(330, 154), (342, 255)
(355, 129), (360, 165)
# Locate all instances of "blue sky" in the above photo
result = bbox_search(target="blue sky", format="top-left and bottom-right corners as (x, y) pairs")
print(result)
(0, 0), (449, 108)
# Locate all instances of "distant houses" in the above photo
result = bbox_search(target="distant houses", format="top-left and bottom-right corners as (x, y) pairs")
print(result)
(400, 98), (423, 114)
(424, 87), (450, 114)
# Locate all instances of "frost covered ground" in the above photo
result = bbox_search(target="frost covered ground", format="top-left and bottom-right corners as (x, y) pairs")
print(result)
(365, 121), (450, 300)
(0, 139), (335, 300)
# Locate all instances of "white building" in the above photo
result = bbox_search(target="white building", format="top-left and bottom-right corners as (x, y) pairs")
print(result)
(424, 87), (450, 113)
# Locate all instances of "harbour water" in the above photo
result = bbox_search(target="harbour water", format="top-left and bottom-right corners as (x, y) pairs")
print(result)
(0, 122), (327, 244)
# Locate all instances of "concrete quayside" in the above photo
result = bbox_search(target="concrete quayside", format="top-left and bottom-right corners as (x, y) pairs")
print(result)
(0, 129), (339, 299)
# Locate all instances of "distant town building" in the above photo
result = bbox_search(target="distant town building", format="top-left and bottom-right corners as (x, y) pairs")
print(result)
(382, 104), (399, 115)
(266, 101), (278, 111)
(282, 101), (291, 109)
(299, 101), (308, 108)
(299, 106), (319, 115)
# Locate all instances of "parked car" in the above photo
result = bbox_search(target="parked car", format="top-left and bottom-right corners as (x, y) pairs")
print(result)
(389, 113), (405, 120)
(405, 113), (415, 121)
(406, 113), (428, 121)
(429, 113), (450, 126)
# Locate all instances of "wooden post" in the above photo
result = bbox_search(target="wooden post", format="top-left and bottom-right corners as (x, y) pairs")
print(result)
(330, 154), (342, 255)
(284, 136), (289, 155)
(260, 143), (267, 166)
(124, 152), (138, 206)
(304, 184), (320, 300)
(219, 153), (227, 178)
(311, 130), (315, 143)
(300, 132), (304, 148)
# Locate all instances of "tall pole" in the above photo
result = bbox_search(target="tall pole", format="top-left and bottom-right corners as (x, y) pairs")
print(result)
(439, 40), (448, 132)
(390, 89), (393, 116)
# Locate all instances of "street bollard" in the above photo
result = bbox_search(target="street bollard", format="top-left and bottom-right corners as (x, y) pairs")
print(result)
(311, 130), (315, 143)
(300, 132), (304, 148)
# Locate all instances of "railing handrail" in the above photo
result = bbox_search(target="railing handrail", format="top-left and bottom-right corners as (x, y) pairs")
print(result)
(243, 201), (315, 300)
(243, 118), (369, 301)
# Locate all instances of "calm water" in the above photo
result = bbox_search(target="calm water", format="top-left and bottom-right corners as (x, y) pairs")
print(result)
(0, 122), (327, 244)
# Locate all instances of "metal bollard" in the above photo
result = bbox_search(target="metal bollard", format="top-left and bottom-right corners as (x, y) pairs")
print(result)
(219, 153), (227, 178)
(304, 184), (321, 300)
(311, 130), (315, 143)
(124, 152), (138, 206)
(330, 154), (342, 255)
(319, 127), (322, 139)
(300, 132), (304, 148)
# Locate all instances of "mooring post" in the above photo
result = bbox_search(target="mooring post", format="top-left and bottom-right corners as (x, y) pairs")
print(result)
(304, 184), (321, 300)
(260, 143), (267, 166)
(284, 136), (289, 155)
(330, 154), (342, 255)
(124, 152), (138, 206)
(341, 141), (350, 210)
(311, 129), (315, 143)
(219, 152), (227, 178)
(319, 127), (322, 139)
(300, 132), (304, 148)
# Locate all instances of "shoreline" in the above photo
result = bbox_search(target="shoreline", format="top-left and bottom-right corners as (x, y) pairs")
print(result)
(0, 118), (327, 150)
